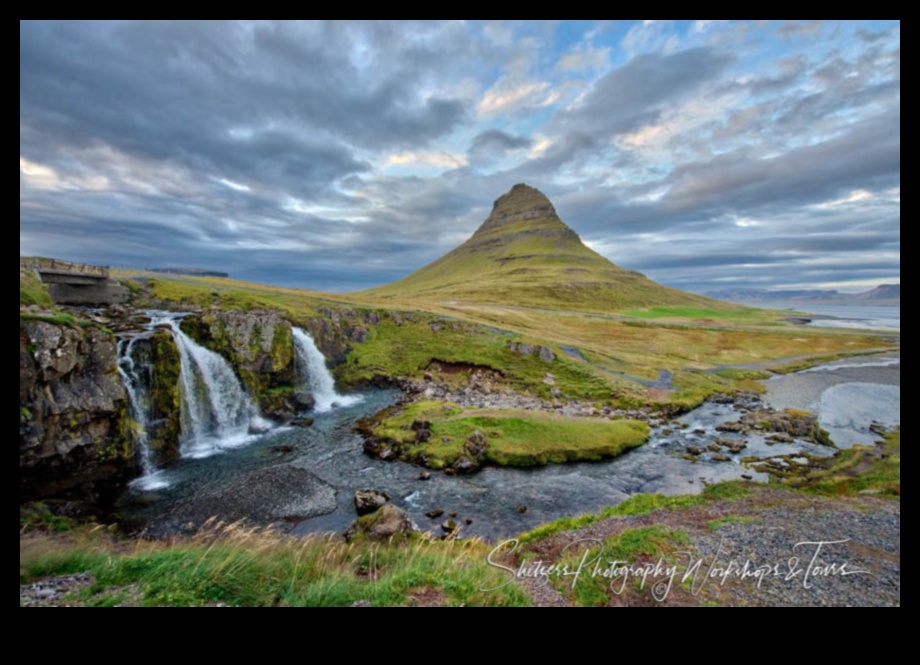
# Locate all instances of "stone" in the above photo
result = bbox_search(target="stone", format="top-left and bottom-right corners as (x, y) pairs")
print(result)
(686, 447), (703, 457)
(767, 433), (794, 444)
(426, 510), (445, 520)
(543, 373), (556, 386)
(271, 445), (295, 455)
(419, 472), (432, 482)
(344, 505), (420, 544)
(538, 347), (557, 364)
(442, 520), (458, 535)
(742, 475), (754, 481)
(518, 506), (528, 515)
(415, 429), (432, 444)
(449, 512), (459, 519)
(453, 457), (478, 475)
(712, 454), (731, 463)
(430, 323), (444, 334)
(350, 327), (368, 343)
(290, 417), (315, 428)
(293, 392), (316, 411)
(355, 490), (390, 516)
(465, 519), (474, 527)
(707, 444), (723, 453)
(464, 431), (490, 459)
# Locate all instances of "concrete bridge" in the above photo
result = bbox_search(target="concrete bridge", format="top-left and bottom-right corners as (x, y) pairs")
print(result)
(21, 258), (130, 307)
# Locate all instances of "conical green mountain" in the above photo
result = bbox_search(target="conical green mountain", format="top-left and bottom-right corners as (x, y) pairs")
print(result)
(365, 184), (720, 313)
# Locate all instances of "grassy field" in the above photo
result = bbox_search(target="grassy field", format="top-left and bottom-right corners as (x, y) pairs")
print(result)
(20, 523), (530, 608)
(368, 401), (650, 469)
(19, 271), (54, 308)
(112, 272), (895, 411)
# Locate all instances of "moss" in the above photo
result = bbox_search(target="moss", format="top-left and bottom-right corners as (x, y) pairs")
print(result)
(19, 271), (55, 308)
(21, 408), (32, 421)
(148, 331), (182, 464)
(366, 401), (649, 471)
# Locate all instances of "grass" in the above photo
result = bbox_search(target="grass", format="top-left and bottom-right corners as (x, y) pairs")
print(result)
(20, 271), (54, 308)
(517, 483), (752, 545)
(622, 306), (770, 323)
(550, 526), (692, 607)
(20, 523), (530, 608)
(368, 401), (649, 470)
(804, 428), (900, 498)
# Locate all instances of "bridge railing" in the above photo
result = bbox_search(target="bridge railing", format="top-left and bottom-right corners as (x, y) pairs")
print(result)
(20, 257), (110, 278)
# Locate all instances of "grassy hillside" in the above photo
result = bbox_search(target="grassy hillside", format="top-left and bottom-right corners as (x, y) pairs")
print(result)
(362, 184), (732, 314)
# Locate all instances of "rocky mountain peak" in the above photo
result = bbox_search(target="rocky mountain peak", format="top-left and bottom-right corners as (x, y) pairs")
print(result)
(477, 184), (561, 233)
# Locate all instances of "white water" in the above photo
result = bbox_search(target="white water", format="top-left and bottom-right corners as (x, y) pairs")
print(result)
(292, 328), (362, 413)
(117, 336), (170, 491)
(163, 316), (270, 459)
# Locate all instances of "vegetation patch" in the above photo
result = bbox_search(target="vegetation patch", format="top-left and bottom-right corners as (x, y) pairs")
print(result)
(363, 401), (649, 472)
(20, 524), (530, 608)
(20, 271), (55, 308)
(803, 428), (900, 498)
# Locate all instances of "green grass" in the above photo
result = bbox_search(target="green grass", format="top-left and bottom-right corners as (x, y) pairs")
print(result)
(708, 516), (757, 531)
(552, 526), (691, 607)
(804, 429), (900, 498)
(19, 271), (54, 308)
(20, 312), (77, 327)
(623, 306), (766, 322)
(518, 482), (751, 545)
(20, 524), (529, 608)
(370, 401), (649, 469)
(716, 369), (774, 381)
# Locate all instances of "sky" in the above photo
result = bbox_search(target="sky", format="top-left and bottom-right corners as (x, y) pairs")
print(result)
(20, 20), (900, 294)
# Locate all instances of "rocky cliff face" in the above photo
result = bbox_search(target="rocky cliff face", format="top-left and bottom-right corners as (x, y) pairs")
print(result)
(20, 319), (135, 503)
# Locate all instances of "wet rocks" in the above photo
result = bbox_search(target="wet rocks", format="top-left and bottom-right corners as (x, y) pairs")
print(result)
(442, 520), (458, 535)
(344, 505), (421, 544)
(355, 490), (390, 516)
(452, 431), (490, 474)
(293, 392), (316, 411)
(716, 439), (748, 454)
(426, 510), (445, 520)
(740, 409), (834, 446)
(419, 471), (432, 482)
(350, 326), (368, 344)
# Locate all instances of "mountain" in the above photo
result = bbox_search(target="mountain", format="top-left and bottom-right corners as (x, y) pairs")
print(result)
(856, 284), (900, 301)
(705, 288), (841, 302)
(364, 184), (721, 313)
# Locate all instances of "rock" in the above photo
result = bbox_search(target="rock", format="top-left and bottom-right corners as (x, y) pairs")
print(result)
(419, 472), (432, 482)
(293, 392), (316, 411)
(344, 505), (420, 544)
(741, 409), (833, 446)
(415, 429), (432, 444)
(717, 422), (745, 433)
(767, 433), (794, 444)
(350, 327), (368, 344)
(449, 512), (459, 519)
(720, 440), (748, 454)
(518, 506), (528, 515)
(271, 445), (295, 455)
(290, 418), (315, 428)
(708, 394), (734, 405)
(392, 315), (403, 327)
(351, 601), (372, 608)
(464, 431), (490, 459)
(742, 475), (754, 481)
(707, 444), (723, 453)
(662, 429), (674, 437)
(453, 457), (478, 475)
(693, 429), (707, 436)
(442, 520), (458, 535)
(411, 420), (432, 431)
(711, 454), (731, 463)
(543, 373), (556, 386)
(355, 490), (390, 516)
(686, 447), (703, 456)
(538, 347), (557, 364)
(465, 519), (474, 527)
(430, 323), (444, 334)
(426, 510), (445, 520)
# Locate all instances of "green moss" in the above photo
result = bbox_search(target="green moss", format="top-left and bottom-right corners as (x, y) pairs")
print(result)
(369, 401), (649, 470)
(148, 331), (182, 463)
(802, 428), (900, 498)
(708, 516), (757, 531)
(19, 272), (55, 308)
(21, 408), (32, 421)
(716, 369), (773, 381)
(21, 313), (77, 327)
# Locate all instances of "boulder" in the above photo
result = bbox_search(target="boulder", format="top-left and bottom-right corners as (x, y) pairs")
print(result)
(350, 326), (368, 344)
(344, 505), (421, 543)
(538, 347), (557, 364)
(355, 489), (390, 516)
(293, 392), (316, 411)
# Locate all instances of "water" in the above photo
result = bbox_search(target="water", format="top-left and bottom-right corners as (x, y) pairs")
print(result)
(292, 328), (363, 413)
(117, 335), (170, 491)
(766, 354), (900, 449)
(164, 316), (269, 459)
(738, 300), (900, 332)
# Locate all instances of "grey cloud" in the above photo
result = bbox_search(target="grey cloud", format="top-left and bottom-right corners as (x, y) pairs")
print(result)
(469, 130), (532, 164)
(555, 48), (735, 139)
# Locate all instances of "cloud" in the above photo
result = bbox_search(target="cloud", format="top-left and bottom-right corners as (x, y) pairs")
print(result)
(468, 130), (533, 165)
(478, 80), (556, 116)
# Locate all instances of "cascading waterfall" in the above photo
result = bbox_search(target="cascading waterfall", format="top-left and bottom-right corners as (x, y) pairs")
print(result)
(117, 335), (170, 491)
(163, 316), (269, 459)
(292, 328), (362, 413)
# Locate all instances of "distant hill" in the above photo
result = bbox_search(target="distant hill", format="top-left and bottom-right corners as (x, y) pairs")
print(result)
(149, 268), (230, 278)
(706, 288), (840, 302)
(363, 184), (726, 313)
(856, 284), (900, 300)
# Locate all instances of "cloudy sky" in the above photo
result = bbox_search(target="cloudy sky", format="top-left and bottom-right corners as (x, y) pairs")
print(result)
(20, 20), (900, 294)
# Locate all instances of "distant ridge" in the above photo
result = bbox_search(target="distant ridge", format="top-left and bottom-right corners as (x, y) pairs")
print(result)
(150, 268), (230, 278)
(363, 184), (726, 313)
(856, 284), (900, 301)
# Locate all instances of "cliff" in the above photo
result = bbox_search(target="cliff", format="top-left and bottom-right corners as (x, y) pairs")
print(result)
(20, 319), (135, 503)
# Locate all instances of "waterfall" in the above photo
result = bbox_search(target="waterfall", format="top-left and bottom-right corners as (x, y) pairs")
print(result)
(117, 335), (170, 491)
(163, 316), (269, 459)
(292, 328), (362, 413)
